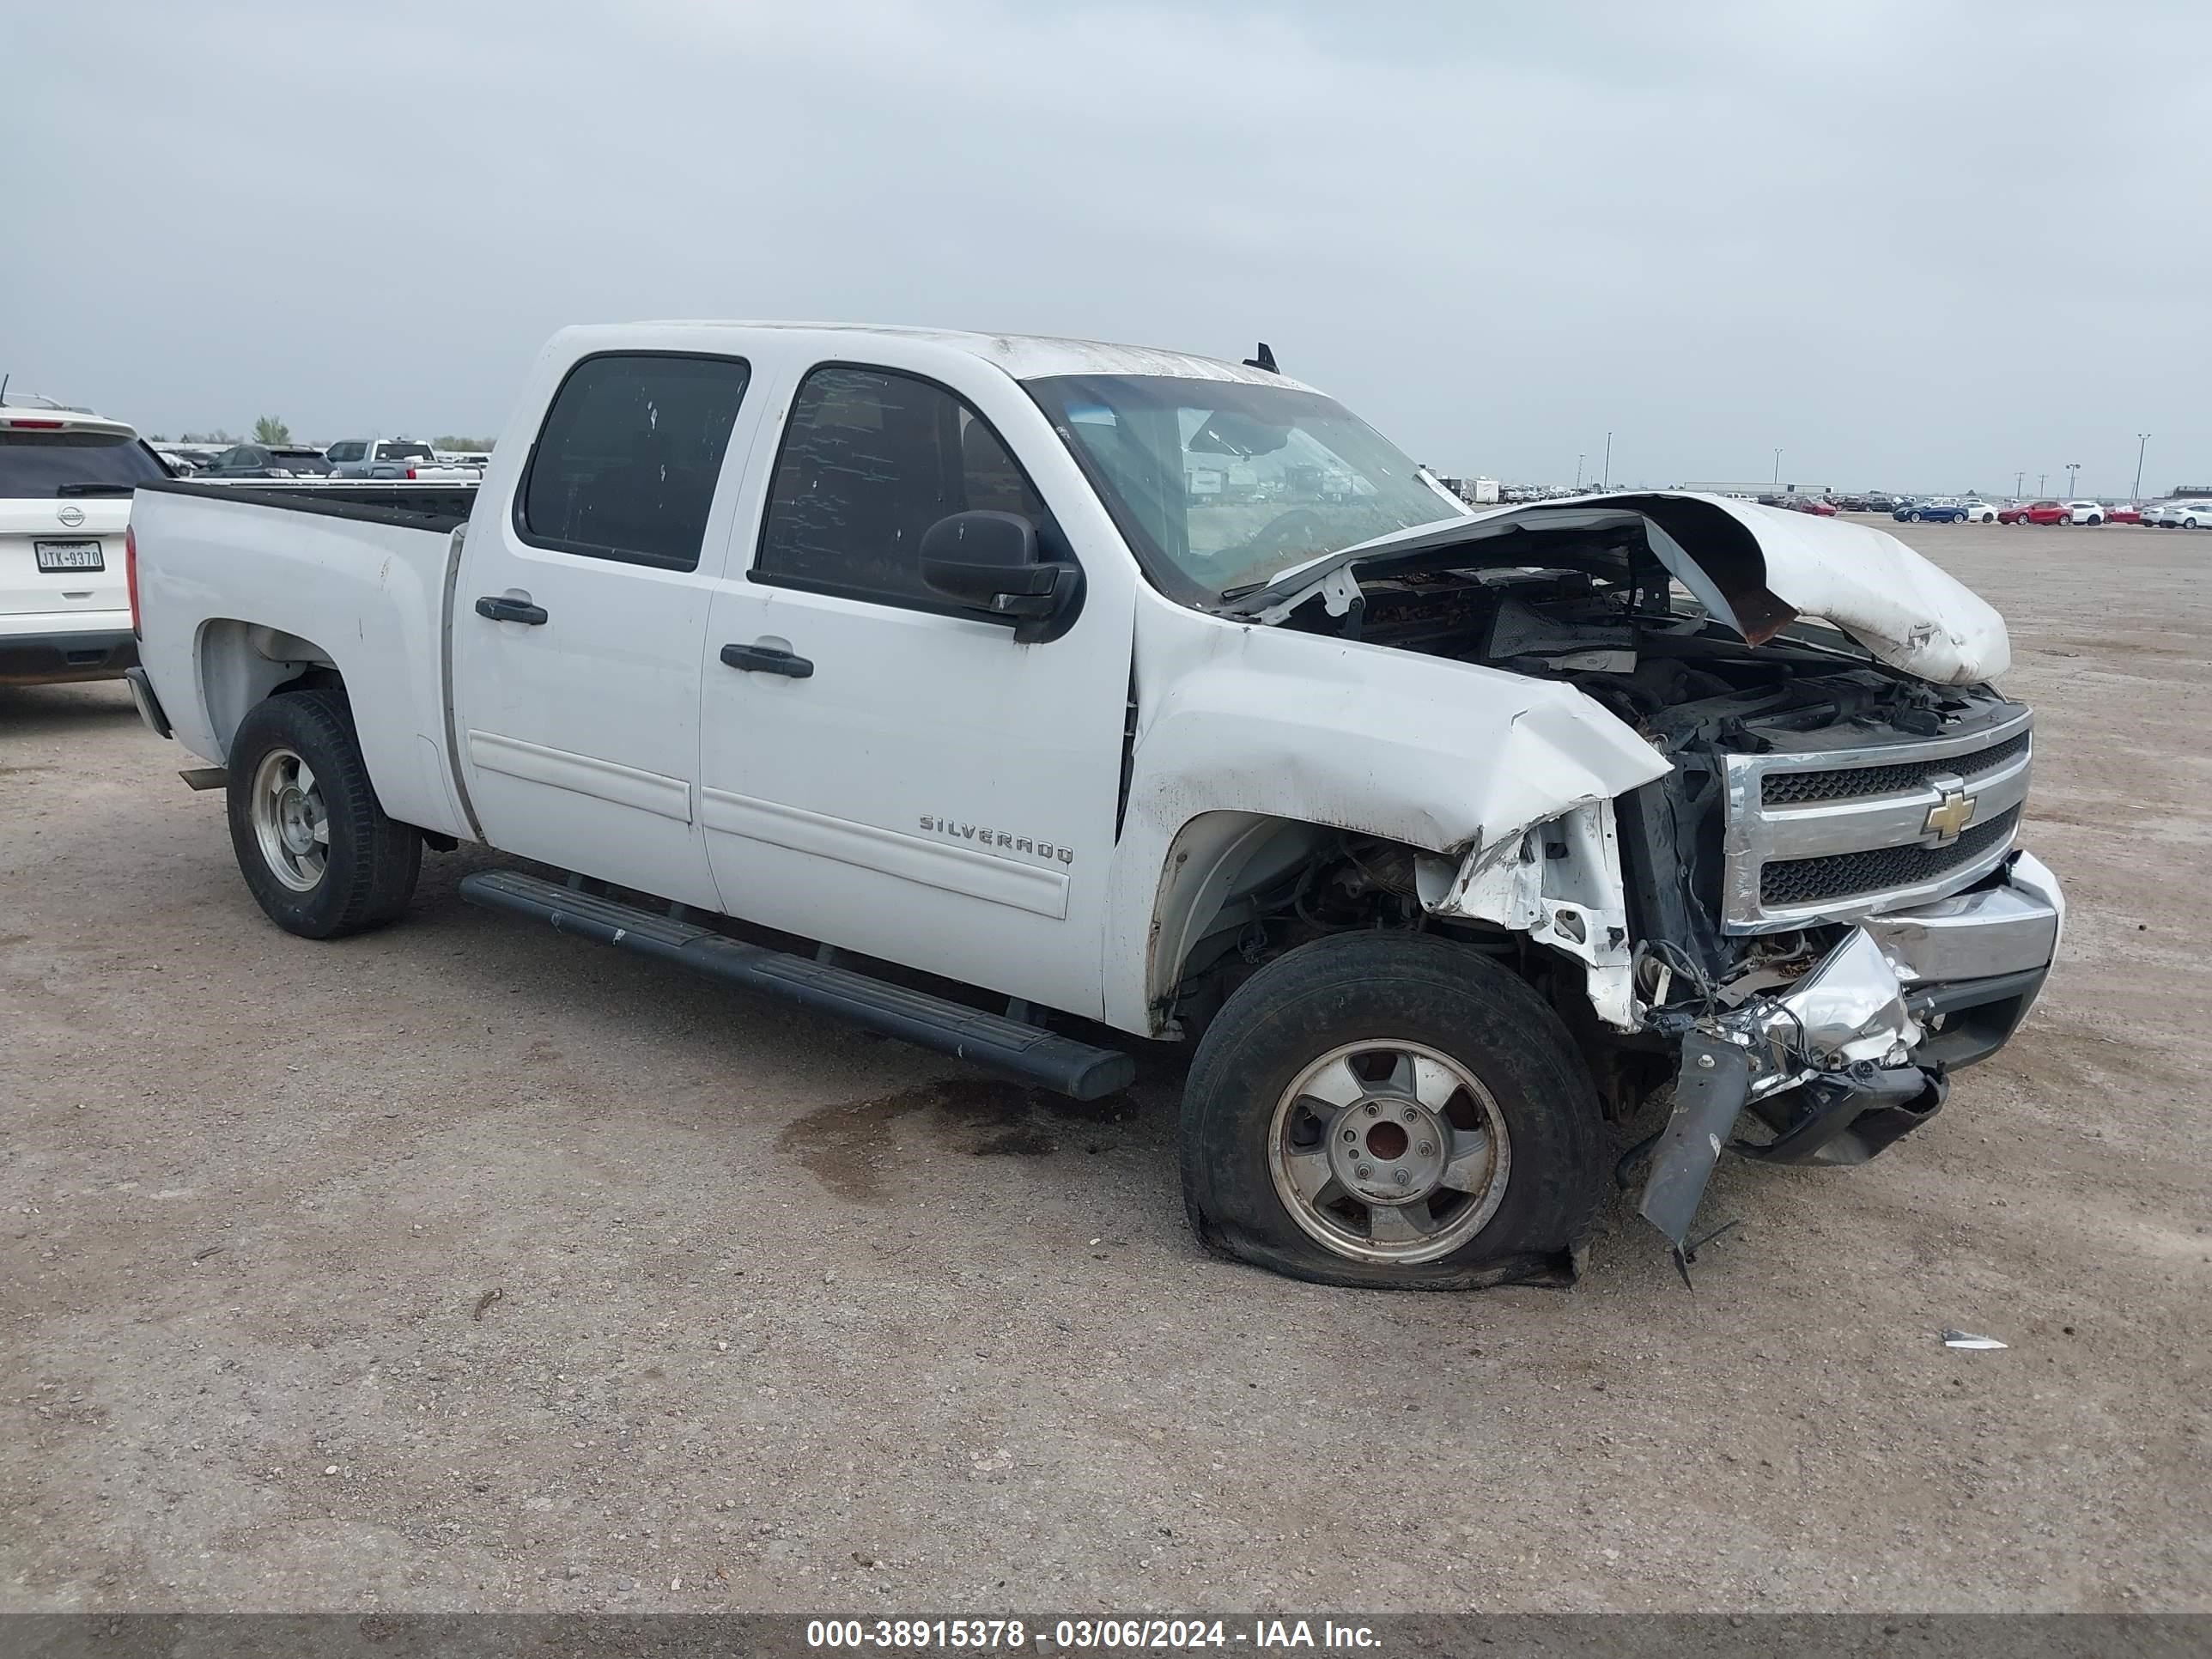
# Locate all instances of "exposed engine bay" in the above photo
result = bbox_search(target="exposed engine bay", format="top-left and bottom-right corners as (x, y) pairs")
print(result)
(1264, 519), (2026, 994)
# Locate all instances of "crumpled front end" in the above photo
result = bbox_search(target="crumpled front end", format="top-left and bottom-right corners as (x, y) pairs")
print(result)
(1633, 852), (2063, 1254)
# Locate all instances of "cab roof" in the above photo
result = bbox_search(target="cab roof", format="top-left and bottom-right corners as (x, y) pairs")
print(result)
(605, 321), (1322, 392)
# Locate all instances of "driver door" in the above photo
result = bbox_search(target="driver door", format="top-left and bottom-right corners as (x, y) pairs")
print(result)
(696, 354), (1133, 1017)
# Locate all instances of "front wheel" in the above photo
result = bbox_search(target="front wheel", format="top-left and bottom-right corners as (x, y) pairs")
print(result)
(1179, 932), (1605, 1290)
(1906, 510), (1923, 521)
(226, 688), (421, 939)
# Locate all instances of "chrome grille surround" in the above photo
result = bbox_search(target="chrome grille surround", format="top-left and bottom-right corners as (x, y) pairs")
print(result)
(1720, 708), (2033, 933)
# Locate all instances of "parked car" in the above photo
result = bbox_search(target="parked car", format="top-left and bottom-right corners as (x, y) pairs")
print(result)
(1960, 500), (1998, 524)
(2059, 501), (2105, 526)
(1894, 497), (1968, 522)
(1, 398), (167, 684)
(198, 444), (337, 480)
(325, 438), (480, 481)
(152, 445), (223, 475)
(2002, 501), (2070, 525)
(1776, 495), (1838, 516)
(1861, 492), (1905, 514)
(2106, 504), (2143, 525)
(125, 320), (2060, 1291)
(2151, 500), (2212, 529)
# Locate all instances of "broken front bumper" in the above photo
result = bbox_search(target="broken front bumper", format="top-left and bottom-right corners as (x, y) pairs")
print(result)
(1636, 851), (2063, 1251)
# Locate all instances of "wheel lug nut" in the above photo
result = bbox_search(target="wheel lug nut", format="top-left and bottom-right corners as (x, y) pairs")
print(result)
(1395, 1170), (1411, 1185)
(1340, 1129), (1356, 1142)
(1364, 1104), (1378, 1117)
(1355, 1165), (1372, 1180)
(1417, 1142), (1434, 1157)
(1402, 1109), (1419, 1123)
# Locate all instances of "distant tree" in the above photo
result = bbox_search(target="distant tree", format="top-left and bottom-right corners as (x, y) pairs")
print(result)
(182, 428), (240, 445)
(432, 434), (496, 452)
(253, 416), (292, 444)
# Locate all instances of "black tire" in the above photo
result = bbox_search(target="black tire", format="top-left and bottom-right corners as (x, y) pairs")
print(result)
(226, 688), (421, 939)
(1179, 931), (1606, 1290)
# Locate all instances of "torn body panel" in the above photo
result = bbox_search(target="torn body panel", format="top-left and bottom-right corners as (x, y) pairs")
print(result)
(1231, 490), (2009, 686)
(1632, 854), (2062, 1248)
(1114, 598), (1667, 1031)
(1421, 797), (1639, 1030)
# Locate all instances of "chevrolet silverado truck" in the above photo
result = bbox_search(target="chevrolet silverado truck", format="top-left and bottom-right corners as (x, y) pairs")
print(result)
(123, 323), (2063, 1289)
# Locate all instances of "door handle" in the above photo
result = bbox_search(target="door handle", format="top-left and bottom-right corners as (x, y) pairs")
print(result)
(720, 641), (814, 678)
(475, 594), (548, 625)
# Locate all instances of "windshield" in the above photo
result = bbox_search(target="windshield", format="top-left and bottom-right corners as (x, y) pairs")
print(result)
(378, 441), (434, 461)
(0, 430), (168, 496)
(1025, 374), (1468, 604)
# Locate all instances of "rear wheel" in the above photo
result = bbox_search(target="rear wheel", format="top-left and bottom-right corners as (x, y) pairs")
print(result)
(226, 689), (421, 939)
(1180, 932), (1604, 1290)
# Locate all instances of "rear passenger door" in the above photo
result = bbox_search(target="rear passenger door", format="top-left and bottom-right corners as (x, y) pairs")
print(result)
(451, 350), (763, 908)
(696, 357), (1133, 1018)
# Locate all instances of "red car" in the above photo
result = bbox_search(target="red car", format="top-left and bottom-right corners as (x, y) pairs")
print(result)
(2000, 500), (2069, 525)
(2107, 504), (2143, 525)
(1778, 495), (1838, 516)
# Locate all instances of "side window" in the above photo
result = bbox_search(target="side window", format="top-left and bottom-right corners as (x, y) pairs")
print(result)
(517, 353), (752, 570)
(753, 365), (1050, 605)
(327, 441), (362, 463)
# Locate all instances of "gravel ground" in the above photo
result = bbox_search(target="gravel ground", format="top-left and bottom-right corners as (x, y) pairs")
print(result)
(2, 520), (2207, 1613)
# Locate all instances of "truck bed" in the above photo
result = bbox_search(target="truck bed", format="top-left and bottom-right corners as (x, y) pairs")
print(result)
(130, 478), (477, 844)
(142, 478), (478, 532)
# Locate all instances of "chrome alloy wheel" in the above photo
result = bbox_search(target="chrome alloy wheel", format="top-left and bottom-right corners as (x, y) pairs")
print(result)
(1267, 1039), (1511, 1264)
(250, 746), (330, 892)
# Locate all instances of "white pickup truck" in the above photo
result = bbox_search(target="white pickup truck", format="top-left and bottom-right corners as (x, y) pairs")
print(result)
(124, 322), (2063, 1289)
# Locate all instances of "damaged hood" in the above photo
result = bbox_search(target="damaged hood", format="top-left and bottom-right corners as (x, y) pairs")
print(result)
(1231, 491), (2009, 685)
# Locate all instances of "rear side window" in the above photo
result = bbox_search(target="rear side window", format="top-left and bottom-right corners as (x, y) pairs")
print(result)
(326, 441), (364, 463)
(0, 430), (167, 497)
(518, 353), (751, 570)
(754, 365), (1048, 605)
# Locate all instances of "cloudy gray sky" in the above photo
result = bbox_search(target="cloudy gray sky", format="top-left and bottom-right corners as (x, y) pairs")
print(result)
(5, 1), (2206, 495)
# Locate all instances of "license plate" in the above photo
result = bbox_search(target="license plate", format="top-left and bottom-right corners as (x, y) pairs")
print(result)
(35, 540), (105, 573)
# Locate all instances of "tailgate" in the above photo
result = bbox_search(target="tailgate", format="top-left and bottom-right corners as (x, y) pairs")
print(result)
(0, 497), (132, 627)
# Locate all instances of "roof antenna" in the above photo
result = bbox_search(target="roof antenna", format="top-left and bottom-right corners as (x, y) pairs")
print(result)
(1242, 343), (1277, 374)
(0, 374), (10, 407)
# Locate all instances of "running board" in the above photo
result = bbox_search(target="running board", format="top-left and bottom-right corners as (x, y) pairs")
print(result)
(458, 869), (1135, 1101)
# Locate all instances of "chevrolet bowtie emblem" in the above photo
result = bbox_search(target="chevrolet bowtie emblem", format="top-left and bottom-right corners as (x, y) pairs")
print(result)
(1924, 787), (1978, 842)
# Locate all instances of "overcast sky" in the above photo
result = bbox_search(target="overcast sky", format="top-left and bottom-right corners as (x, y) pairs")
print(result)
(4, 1), (2206, 495)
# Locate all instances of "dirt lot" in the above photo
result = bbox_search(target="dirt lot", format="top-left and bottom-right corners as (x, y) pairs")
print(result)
(3, 520), (2207, 1613)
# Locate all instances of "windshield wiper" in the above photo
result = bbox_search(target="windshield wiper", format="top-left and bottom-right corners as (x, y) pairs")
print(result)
(55, 482), (139, 496)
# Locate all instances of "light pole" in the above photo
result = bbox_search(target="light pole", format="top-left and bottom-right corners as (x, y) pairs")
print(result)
(2015, 471), (2024, 498)
(2135, 434), (2151, 500)
(1772, 447), (1782, 488)
(1575, 453), (1584, 488)
(2038, 474), (2047, 495)
(2066, 462), (2081, 498)
(1601, 430), (1613, 489)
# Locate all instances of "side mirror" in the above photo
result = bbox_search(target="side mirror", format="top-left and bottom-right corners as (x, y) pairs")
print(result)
(919, 510), (1081, 643)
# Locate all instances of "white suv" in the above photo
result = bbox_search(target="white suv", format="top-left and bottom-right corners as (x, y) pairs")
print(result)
(2063, 500), (2106, 526)
(1, 398), (167, 685)
(2153, 500), (2212, 529)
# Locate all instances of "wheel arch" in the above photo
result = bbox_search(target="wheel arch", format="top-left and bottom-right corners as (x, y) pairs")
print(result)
(196, 618), (344, 760)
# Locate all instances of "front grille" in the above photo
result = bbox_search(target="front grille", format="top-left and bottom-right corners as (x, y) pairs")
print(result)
(1762, 731), (2030, 805)
(1759, 805), (2021, 908)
